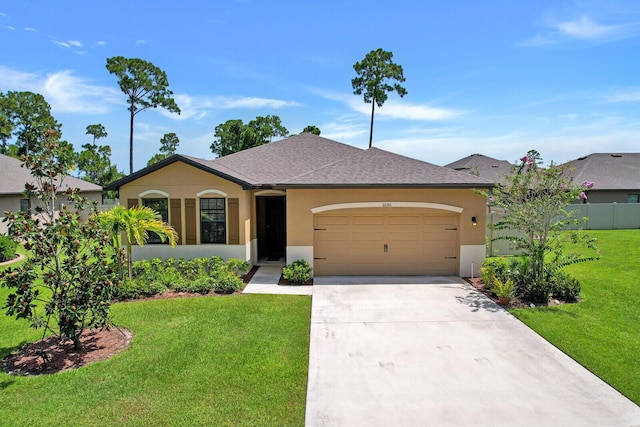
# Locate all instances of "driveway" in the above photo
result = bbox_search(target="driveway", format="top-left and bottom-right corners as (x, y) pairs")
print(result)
(305, 277), (640, 426)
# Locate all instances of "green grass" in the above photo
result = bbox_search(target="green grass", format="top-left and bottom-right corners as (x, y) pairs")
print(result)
(0, 257), (311, 427)
(509, 229), (640, 404)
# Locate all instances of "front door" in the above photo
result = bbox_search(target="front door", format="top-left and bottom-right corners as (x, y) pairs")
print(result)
(257, 196), (286, 261)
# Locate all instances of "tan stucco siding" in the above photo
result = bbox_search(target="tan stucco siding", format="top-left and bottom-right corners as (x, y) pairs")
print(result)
(118, 162), (251, 245)
(286, 188), (486, 246)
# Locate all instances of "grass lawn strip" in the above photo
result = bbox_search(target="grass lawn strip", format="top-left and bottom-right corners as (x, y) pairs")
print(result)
(509, 229), (640, 405)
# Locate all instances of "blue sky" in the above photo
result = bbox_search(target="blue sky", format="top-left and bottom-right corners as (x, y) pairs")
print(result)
(1, 1), (639, 172)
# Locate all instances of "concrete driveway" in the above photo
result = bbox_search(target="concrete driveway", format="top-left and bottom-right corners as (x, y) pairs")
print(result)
(305, 277), (640, 426)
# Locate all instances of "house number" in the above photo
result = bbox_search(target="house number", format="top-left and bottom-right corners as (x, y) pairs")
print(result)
(382, 202), (392, 207)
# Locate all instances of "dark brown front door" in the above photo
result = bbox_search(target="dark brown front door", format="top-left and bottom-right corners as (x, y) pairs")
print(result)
(257, 196), (286, 260)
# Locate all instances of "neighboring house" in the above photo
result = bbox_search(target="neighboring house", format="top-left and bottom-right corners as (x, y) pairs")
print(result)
(564, 153), (640, 203)
(107, 133), (493, 277)
(0, 154), (103, 234)
(444, 154), (513, 183)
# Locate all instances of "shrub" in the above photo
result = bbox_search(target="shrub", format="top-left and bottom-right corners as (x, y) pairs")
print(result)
(480, 258), (510, 290)
(213, 272), (243, 294)
(115, 278), (167, 300)
(227, 258), (250, 277)
(493, 277), (515, 298)
(0, 234), (17, 262)
(549, 271), (581, 303)
(282, 259), (312, 284)
(173, 276), (216, 295)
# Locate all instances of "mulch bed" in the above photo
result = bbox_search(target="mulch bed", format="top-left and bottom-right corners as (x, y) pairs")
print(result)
(3, 327), (132, 376)
(277, 275), (313, 286)
(464, 277), (567, 308)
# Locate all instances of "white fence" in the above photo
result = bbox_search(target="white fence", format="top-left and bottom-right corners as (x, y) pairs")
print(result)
(487, 203), (640, 257)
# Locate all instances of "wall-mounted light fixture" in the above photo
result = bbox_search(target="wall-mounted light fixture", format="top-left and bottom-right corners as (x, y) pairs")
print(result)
(471, 216), (477, 226)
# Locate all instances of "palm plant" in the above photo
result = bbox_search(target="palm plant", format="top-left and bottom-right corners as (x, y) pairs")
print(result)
(97, 205), (178, 279)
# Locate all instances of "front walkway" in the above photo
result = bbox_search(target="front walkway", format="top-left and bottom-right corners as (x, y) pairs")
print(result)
(242, 265), (312, 296)
(305, 277), (640, 426)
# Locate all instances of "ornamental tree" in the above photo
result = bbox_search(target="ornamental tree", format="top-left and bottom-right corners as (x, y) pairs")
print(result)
(1, 130), (124, 350)
(482, 150), (598, 302)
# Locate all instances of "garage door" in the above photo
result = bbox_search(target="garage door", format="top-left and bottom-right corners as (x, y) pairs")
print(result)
(314, 211), (459, 276)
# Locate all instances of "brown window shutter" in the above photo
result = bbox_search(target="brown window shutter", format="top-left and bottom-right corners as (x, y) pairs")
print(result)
(228, 198), (239, 245)
(170, 199), (182, 245)
(185, 198), (197, 245)
(127, 198), (138, 208)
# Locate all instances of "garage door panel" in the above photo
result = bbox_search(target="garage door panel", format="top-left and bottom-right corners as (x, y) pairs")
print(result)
(388, 215), (420, 225)
(316, 216), (349, 225)
(353, 215), (384, 225)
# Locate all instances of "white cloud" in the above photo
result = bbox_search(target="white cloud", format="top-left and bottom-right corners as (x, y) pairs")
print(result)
(53, 40), (70, 48)
(520, 15), (640, 47)
(0, 66), (121, 114)
(312, 87), (465, 121)
(606, 88), (640, 103)
(96, 41), (106, 46)
(159, 93), (301, 121)
(24, 27), (37, 32)
(6, 26), (14, 30)
(556, 16), (621, 39)
(135, 39), (146, 46)
(68, 40), (83, 48)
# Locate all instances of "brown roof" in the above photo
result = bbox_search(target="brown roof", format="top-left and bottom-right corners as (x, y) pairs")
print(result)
(564, 153), (640, 190)
(0, 154), (103, 195)
(108, 133), (494, 190)
(444, 154), (514, 183)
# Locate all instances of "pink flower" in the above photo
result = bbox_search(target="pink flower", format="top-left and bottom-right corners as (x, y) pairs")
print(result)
(581, 181), (595, 189)
(579, 191), (587, 200)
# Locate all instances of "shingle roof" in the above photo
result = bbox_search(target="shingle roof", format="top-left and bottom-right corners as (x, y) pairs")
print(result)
(444, 154), (514, 183)
(108, 133), (494, 190)
(0, 154), (103, 195)
(284, 147), (494, 187)
(564, 153), (640, 190)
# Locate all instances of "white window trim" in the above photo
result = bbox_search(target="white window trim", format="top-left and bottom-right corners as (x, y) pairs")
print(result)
(196, 189), (227, 198)
(139, 189), (169, 198)
(311, 201), (464, 214)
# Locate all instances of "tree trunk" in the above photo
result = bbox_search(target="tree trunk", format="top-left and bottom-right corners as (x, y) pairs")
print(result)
(369, 101), (375, 148)
(129, 110), (135, 174)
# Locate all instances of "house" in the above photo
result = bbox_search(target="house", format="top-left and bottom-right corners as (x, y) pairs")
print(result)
(564, 153), (640, 203)
(107, 133), (493, 277)
(0, 154), (103, 234)
(444, 154), (514, 183)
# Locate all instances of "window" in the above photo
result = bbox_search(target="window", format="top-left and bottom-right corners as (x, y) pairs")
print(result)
(628, 194), (639, 204)
(200, 198), (226, 244)
(20, 199), (31, 215)
(143, 198), (168, 244)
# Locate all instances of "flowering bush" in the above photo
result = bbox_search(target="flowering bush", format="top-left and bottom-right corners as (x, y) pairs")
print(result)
(481, 150), (598, 303)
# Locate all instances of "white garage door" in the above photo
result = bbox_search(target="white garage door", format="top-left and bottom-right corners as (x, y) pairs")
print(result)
(314, 211), (459, 276)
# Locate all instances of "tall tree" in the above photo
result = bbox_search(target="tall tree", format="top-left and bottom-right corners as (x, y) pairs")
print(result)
(148, 132), (180, 166)
(210, 115), (288, 157)
(0, 92), (16, 155)
(106, 57), (181, 174)
(247, 115), (288, 143)
(302, 125), (321, 135)
(86, 124), (108, 146)
(159, 132), (180, 155)
(0, 91), (61, 156)
(352, 48), (407, 148)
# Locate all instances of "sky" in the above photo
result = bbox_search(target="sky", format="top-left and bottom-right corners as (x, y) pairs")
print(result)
(1, 0), (639, 173)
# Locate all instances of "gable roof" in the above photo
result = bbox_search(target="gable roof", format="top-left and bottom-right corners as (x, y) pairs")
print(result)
(0, 154), (103, 195)
(444, 154), (513, 183)
(108, 133), (494, 190)
(564, 153), (640, 190)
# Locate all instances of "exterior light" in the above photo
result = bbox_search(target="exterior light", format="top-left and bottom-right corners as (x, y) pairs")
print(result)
(472, 216), (477, 226)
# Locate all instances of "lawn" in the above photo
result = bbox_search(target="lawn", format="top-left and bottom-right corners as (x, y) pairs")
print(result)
(0, 257), (311, 427)
(509, 229), (640, 405)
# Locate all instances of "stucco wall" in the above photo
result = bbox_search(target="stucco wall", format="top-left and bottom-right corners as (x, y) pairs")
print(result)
(285, 188), (487, 246)
(118, 162), (251, 246)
